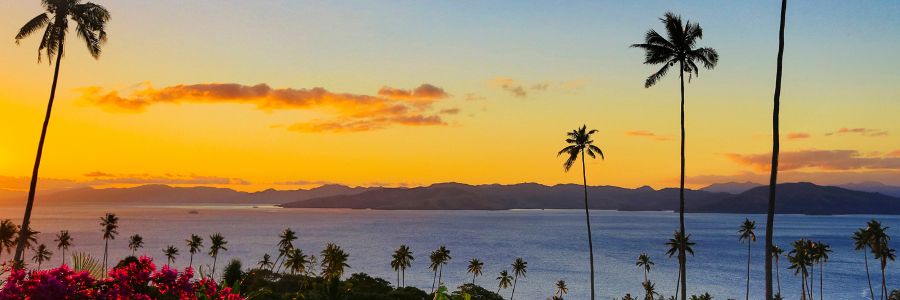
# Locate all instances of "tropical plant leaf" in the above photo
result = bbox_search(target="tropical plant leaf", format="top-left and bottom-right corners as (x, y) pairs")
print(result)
(71, 251), (104, 278)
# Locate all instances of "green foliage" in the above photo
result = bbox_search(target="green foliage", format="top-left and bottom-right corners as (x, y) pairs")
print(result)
(71, 251), (104, 278)
(433, 285), (471, 300)
(688, 293), (713, 300)
(222, 259), (244, 287)
(889, 289), (900, 300)
(454, 283), (502, 300)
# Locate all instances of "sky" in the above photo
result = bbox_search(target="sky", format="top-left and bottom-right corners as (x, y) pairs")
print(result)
(0, 0), (898, 192)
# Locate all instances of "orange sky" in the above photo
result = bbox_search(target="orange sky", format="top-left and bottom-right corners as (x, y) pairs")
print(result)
(1, 1), (898, 192)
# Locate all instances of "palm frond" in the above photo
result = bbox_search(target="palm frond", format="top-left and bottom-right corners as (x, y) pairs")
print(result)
(15, 13), (50, 43)
(689, 47), (719, 69)
(71, 251), (104, 278)
(645, 63), (671, 88)
(562, 151), (578, 171)
(588, 145), (605, 159)
(662, 12), (684, 49)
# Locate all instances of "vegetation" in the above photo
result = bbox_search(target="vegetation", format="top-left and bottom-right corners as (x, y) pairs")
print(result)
(632, 12), (718, 300)
(738, 219), (757, 300)
(55, 230), (72, 265)
(99, 213), (119, 271)
(558, 124), (605, 300)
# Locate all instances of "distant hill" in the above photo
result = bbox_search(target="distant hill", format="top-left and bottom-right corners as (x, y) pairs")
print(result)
(700, 182), (763, 194)
(838, 182), (900, 198)
(282, 182), (900, 215)
(1, 184), (376, 206)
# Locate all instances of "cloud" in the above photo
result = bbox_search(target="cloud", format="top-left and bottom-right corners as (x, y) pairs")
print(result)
(84, 171), (116, 177)
(439, 108), (460, 115)
(625, 130), (669, 141)
(825, 127), (888, 137)
(725, 149), (900, 172)
(889, 150), (900, 157)
(79, 82), (454, 133)
(490, 77), (528, 97)
(786, 132), (810, 140)
(273, 180), (336, 186)
(464, 93), (486, 101)
(287, 115), (444, 133)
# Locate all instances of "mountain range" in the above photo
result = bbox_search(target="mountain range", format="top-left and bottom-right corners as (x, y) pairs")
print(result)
(2, 182), (899, 215)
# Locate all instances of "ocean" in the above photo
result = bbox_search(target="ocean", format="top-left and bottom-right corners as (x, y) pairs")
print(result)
(0, 204), (897, 299)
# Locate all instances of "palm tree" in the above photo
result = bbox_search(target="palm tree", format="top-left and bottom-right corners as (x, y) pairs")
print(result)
(186, 234), (203, 269)
(636, 253), (654, 283)
(496, 270), (513, 294)
(429, 250), (440, 293)
(558, 124), (605, 300)
(12, 0), (111, 264)
(285, 248), (309, 275)
(0, 220), (18, 260)
(510, 257), (528, 300)
(666, 230), (695, 299)
(31, 243), (52, 270)
(54, 230), (72, 265)
(854, 227), (877, 300)
(764, 2), (789, 300)
(772, 244), (784, 296)
(163, 245), (179, 267)
(869, 221), (894, 300)
(555, 280), (569, 298)
(391, 245), (415, 287)
(437, 246), (451, 286)
(788, 239), (812, 300)
(208, 233), (228, 277)
(738, 219), (757, 300)
(632, 13), (718, 300)
(810, 242), (831, 300)
(128, 234), (144, 256)
(467, 258), (484, 285)
(320, 243), (349, 281)
(99, 213), (118, 271)
(274, 228), (297, 273)
(258, 253), (274, 270)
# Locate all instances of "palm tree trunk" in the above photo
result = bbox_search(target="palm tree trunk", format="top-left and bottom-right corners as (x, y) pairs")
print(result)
(432, 269), (437, 293)
(765, 3), (787, 299)
(801, 276), (807, 300)
(809, 265), (814, 300)
(62, 249), (66, 266)
(103, 239), (109, 271)
(511, 275), (518, 300)
(212, 255), (218, 277)
(580, 150), (596, 300)
(775, 256), (781, 295)
(675, 267), (681, 300)
(746, 242), (752, 300)
(189, 253), (194, 269)
(819, 262), (823, 300)
(397, 270), (400, 288)
(13, 41), (65, 264)
(864, 251), (875, 300)
(402, 268), (406, 287)
(881, 263), (887, 300)
(438, 264), (443, 286)
(678, 62), (688, 300)
(473, 274), (476, 285)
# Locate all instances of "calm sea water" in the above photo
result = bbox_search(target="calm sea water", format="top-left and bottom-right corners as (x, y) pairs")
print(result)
(0, 204), (897, 300)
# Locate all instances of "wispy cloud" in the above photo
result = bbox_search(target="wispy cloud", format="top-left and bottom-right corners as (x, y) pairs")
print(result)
(726, 149), (900, 172)
(889, 150), (900, 157)
(825, 127), (888, 137)
(78, 82), (455, 133)
(464, 93), (486, 101)
(489, 77), (587, 98)
(786, 132), (810, 140)
(490, 77), (528, 97)
(625, 130), (669, 141)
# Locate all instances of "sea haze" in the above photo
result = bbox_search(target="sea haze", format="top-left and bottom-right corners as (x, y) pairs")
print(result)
(1, 204), (897, 300)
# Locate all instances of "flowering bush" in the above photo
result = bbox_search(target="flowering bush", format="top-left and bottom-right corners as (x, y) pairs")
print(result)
(0, 256), (242, 300)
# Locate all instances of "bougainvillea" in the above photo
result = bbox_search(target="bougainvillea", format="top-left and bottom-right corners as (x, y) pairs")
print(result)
(0, 256), (243, 300)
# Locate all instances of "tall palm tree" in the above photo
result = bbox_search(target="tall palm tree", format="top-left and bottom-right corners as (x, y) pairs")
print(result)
(391, 251), (403, 287)
(764, 2), (789, 299)
(186, 234), (203, 269)
(54, 230), (72, 265)
(163, 245), (179, 267)
(285, 248), (309, 275)
(788, 239), (812, 300)
(429, 250), (440, 293)
(16, 226), (39, 252)
(772, 244), (784, 296)
(31, 243), (52, 270)
(432, 245), (451, 290)
(810, 242), (831, 300)
(128, 234), (144, 256)
(738, 219), (757, 300)
(558, 124), (605, 300)
(393, 245), (413, 287)
(555, 280), (569, 298)
(467, 258), (484, 285)
(636, 253), (654, 283)
(510, 257), (528, 300)
(496, 270), (513, 294)
(99, 213), (118, 271)
(854, 227), (877, 300)
(12, 0), (111, 264)
(666, 231), (695, 300)
(320, 243), (349, 281)
(274, 228), (297, 273)
(632, 13), (718, 300)
(0, 220), (19, 260)
(258, 253), (274, 270)
(868, 220), (894, 300)
(208, 233), (228, 277)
